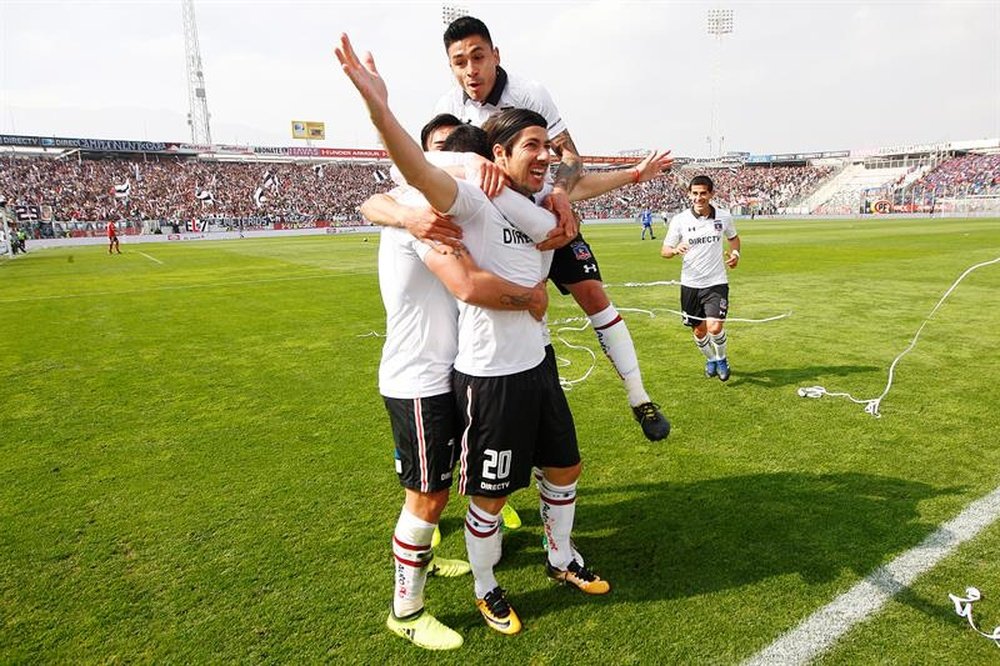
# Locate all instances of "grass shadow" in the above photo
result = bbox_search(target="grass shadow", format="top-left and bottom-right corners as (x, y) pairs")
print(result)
(499, 472), (961, 620)
(727, 364), (880, 388)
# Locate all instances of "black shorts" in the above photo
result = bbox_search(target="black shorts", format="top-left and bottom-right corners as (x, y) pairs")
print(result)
(453, 355), (579, 498)
(383, 393), (460, 493)
(680, 284), (730, 328)
(549, 233), (603, 295)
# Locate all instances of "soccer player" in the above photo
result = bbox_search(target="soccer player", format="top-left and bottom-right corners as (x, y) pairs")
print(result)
(661, 175), (741, 381)
(639, 208), (656, 240)
(433, 16), (671, 442)
(336, 33), (610, 638)
(362, 113), (529, 536)
(107, 219), (121, 254)
(359, 122), (550, 651)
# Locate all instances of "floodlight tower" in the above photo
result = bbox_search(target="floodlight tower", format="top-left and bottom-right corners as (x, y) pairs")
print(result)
(442, 4), (470, 26)
(182, 0), (213, 145)
(706, 8), (734, 158)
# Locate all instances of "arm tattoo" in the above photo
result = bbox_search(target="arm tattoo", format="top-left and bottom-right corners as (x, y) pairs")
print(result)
(499, 292), (532, 308)
(551, 129), (584, 192)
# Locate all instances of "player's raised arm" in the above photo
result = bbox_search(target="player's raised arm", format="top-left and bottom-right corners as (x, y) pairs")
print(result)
(569, 150), (674, 202)
(335, 34), (457, 213)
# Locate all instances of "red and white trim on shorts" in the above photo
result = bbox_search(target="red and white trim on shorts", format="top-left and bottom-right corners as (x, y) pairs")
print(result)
(458, 385), (474, 496)
(412, 398), (429, 492)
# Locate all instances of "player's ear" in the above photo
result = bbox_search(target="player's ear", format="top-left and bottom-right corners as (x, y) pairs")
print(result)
(493, 47), (500, 64)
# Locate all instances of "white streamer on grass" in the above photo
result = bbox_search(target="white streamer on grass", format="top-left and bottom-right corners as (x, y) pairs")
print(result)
(797, 256), (1000, 418)
(949, 587), (1000, 648)
(550, 307), (791, 389)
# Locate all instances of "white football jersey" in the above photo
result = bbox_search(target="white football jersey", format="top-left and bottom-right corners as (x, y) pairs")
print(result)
(377, 186), (458, 398)
(664, 205), (738, 288)
(447, 180), (550, 376)
(434, 67), (567, 140)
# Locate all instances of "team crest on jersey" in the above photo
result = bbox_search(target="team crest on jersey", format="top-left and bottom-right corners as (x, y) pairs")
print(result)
(571, 241), (592, 261)
(714, 221), (723, 231)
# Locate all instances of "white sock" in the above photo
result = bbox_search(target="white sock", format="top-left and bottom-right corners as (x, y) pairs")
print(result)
(711, 330), (728, 361)
(539, 478), (578, 570)
(694, 333), (715, 360)
(589, 304), (650, 407)
(392, 507), (436, 618)
(464, 503), (502, 599)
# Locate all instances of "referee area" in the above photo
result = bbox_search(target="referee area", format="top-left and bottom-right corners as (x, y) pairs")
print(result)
(2, 217), (999, 663)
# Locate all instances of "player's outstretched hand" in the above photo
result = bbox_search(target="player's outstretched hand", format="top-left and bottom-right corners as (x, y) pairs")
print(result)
(725, 251), (740, 268)
(634, 150), (673, 183)
(335, 34), (388, 113)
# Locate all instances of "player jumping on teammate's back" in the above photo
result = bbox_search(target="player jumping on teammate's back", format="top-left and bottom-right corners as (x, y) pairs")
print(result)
(661, 175), (740, 381)
(434, 16), (671, 443)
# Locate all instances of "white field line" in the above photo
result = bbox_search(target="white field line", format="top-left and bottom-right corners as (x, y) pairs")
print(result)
(138, 251), (164, 265)
(743, 484), (1000, 666)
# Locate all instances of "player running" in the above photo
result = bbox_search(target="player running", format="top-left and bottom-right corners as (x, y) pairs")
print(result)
(661, 175), (741, 381)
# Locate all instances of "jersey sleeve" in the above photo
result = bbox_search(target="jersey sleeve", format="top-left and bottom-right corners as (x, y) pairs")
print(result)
(433, 89), (458, 116)
(523, 80), (567, 139)
(445, 179), (491, 222)
(664, 215), (683, 247)
(724, 215), (738, 239)
(491, 189), (556, 244)
(389, 151), (465, 186)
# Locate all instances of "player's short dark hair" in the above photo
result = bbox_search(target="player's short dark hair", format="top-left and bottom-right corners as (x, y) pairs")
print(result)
(482, 108), (548, 155)
(444, 16), (493, 49)
(690, 175), (714, 192)
(420, 113), (462, 151)
(441, 124), (491, 161)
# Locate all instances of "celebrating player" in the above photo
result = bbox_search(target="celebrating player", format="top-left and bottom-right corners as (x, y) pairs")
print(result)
(661, 175), (741, 381)
(433, 16), (671, 442)
(336, 32), (610, 641)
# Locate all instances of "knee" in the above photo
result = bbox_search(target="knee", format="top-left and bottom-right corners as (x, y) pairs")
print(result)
(406, 488), (450, 522)
(569, 281), (610, 316)
(543, 462), (582, 486)
(707, 322), (724, 336)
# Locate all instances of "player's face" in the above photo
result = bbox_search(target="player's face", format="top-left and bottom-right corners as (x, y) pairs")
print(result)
(495, 126), (551, 195)
(425, 126), (456, 151)
(447, 36), (500, 103)
(690, 184), (712, 215)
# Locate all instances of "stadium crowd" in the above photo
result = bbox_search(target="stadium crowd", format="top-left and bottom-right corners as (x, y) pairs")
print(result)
(2, 151), (995, 236)
(0, 155), (391, 232)
(574, 164), (833, 219)
(905, 153), (1000, 201)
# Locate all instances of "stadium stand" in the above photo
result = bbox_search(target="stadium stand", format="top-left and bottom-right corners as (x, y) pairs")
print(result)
(1, 134), (997, 245)
(0, 154), (391, 237)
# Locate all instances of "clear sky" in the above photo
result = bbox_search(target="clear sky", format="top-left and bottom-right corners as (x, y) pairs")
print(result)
(1, 1), (998, 157)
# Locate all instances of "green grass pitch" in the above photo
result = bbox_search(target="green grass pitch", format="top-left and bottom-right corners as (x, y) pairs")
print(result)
(2, 218), (999, 663)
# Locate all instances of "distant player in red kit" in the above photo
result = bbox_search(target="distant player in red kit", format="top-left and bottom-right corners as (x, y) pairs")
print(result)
(107, 220), (121, 254)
